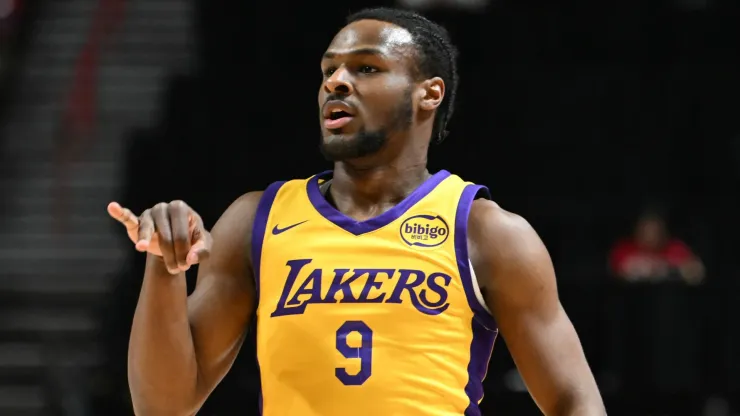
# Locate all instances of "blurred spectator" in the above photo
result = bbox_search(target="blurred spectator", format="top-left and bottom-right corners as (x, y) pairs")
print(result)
(609, 208), (705, 284)
(604, 208), (706, 402)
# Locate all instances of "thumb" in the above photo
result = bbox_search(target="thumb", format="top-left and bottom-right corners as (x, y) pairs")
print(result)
(186, 235), (211, 265)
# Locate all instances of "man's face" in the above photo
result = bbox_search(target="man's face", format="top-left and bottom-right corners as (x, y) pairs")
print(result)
(635, 217), (667, 250)
(318, 19), (418, 161)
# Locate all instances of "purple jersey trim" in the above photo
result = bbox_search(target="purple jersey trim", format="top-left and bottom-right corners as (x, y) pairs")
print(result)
(251, 181), (286, 302)
(455, 183), (497, 330)
(464, 320), (498, 415)
(454, 183), (499, 414)
(306, 170), (451, 236)
(251, 181), (286, 416)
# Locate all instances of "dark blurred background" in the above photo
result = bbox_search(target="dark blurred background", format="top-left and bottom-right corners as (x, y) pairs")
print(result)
(0, 0), (739, 415)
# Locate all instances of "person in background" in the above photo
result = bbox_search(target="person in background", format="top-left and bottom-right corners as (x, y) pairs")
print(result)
(609, 208), (705, 284)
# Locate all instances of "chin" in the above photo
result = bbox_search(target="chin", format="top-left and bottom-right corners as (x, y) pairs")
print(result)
(320, 135), (359, 161)
(319, 130), (388, 162)
(323, 130), (356, 143)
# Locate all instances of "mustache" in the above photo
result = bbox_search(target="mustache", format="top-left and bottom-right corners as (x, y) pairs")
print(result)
(324, 93), (350, 105)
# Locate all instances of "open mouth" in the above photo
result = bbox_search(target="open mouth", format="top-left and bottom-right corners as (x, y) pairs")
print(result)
(324, 110), (355, 130)
(329, 110), (352, 120)
(322, 100), (356, 130)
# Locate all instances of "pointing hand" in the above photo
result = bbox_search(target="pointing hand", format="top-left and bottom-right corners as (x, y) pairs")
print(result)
(108, 201), (212, 274)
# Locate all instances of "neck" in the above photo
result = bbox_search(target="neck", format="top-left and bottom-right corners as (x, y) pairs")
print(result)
(326, 129), (434, 216)
(332, 162), (430, 203)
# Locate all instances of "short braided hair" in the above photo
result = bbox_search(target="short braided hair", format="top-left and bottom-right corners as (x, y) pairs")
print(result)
(346, 8), (459, 144)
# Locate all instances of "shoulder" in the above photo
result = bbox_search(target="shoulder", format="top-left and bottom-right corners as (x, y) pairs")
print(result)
(218, 178), (309, 243)
(209, 191), (265, 265)
(611, 238), (635, 250)
(466, 198), (552, 290)
(468, 198), (532, 235)
(610, 239), (637, 257)
(664, 238), (694, 258)
(467, 198), (541, 259)
(216, 191), (265, 229)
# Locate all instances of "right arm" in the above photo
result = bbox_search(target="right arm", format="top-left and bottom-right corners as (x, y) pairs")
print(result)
(116, 192), (263, 415)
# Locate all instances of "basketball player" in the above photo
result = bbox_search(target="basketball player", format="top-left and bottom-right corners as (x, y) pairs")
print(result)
(109, 8), (605, 416)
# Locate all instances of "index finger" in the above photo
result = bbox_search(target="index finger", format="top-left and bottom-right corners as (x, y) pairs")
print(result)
(107, 202), (139, 230)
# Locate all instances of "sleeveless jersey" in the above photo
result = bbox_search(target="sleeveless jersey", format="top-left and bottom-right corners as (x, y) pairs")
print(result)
(251, 170), (499, 416)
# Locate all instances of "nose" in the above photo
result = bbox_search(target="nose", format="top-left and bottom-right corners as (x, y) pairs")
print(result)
(324, 67), (354, 95)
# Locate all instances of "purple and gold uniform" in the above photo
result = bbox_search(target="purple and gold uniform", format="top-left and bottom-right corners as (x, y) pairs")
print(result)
(252, 170), (498, 416)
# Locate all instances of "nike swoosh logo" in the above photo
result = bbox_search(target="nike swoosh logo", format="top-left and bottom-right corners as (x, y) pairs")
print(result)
(272, 220), (309, 235)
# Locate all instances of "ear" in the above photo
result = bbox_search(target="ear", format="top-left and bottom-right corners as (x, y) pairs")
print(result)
(418, 77), (445, 111)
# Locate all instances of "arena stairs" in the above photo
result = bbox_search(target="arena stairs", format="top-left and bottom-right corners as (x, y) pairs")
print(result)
(0, 0), (192, 414)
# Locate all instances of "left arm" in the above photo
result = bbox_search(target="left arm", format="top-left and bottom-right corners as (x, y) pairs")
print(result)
(468, 200), (605, 416)
(673, 241), (705, 284)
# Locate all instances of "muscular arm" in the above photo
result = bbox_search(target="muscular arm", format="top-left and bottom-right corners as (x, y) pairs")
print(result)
(128, 192), (262, 415)
(468, 200), (605, 416)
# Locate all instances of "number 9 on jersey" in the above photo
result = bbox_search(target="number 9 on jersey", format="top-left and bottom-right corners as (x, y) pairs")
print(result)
(335, 321), (373, 385)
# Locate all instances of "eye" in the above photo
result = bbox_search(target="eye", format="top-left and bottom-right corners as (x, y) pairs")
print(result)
(358, 65), (378, 74)
(323, 67), (336, 77)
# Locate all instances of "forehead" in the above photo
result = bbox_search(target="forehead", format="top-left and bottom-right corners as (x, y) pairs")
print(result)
(326, 19), (415, 57)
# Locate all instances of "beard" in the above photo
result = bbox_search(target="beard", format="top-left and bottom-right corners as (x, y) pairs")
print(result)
(319, 89), (413, 162)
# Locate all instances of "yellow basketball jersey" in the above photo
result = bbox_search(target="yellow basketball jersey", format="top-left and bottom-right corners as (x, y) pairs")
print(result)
(251, 170), (498, 416)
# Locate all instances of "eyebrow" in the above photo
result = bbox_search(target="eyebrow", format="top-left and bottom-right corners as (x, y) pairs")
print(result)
(322, 47), (386, 60)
